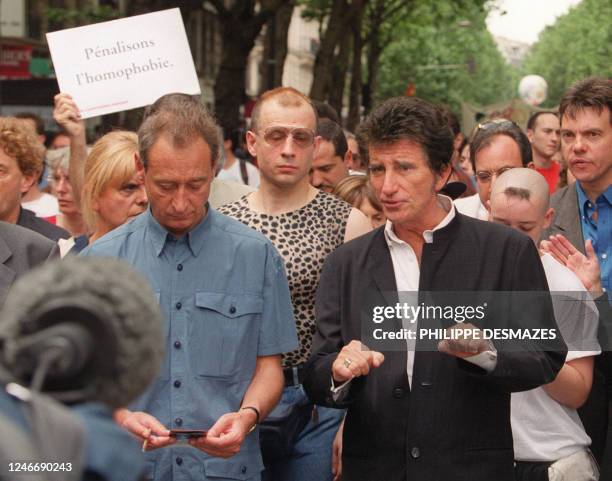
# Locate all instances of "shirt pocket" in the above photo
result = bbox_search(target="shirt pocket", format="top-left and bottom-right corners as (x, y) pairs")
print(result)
(204, 456), (263, 480)
(192, 291), (263, 378)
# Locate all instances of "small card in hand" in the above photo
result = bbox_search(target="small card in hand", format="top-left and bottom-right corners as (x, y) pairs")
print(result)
(169, 429), (207, 439)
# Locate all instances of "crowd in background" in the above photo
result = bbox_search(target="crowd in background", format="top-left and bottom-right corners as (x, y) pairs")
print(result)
(0, 76), (610, 481)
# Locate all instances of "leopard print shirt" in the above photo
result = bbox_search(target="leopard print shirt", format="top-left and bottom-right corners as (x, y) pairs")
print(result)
(219, 190), (352, 367)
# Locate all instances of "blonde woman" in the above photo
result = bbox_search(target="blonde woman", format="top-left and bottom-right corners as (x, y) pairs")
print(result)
(333, 175), (385, 229)
(60, 131), (147, 255)
(81, 131), (147, 245)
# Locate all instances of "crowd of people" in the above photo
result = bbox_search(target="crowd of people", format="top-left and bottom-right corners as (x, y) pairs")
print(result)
(0, 75), (610, 481)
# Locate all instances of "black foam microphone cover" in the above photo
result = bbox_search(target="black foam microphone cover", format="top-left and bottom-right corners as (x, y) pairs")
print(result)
(0, 257), (164, 409)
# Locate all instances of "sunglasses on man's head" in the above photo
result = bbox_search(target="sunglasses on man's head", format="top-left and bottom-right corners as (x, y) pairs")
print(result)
(474, 118), (517, 133)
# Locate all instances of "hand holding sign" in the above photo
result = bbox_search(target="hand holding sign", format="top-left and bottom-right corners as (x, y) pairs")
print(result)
(53, 93), (84, 138)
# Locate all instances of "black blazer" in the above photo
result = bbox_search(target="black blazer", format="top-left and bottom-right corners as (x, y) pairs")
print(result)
(304, 213), (566, 481)
(17, 208), (70, 242)
(0, 221), (59, 305)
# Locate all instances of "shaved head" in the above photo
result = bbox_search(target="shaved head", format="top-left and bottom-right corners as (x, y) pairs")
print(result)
(491, 168), (550, 214)
(488, 168), (554, 245)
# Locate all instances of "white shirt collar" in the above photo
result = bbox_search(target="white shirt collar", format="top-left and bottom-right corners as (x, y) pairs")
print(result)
(384, 194), (456, 246)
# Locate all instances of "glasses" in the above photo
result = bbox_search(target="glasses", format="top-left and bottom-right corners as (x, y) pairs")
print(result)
(256, 126), (315, 148)
(475, 166), (514, 183)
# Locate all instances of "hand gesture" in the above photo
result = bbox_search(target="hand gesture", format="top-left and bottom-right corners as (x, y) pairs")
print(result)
(438, 323), (490, 358)
(332, 340), (384, 383)
(541, 235), (602, 294)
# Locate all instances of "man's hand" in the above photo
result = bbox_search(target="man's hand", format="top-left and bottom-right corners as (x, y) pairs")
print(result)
(332, 418), (344, 481)
(332, 340), (384, 383)
(53, 93), (85, 139)
(189, 410), (253, 458)
(541, 235), (602, 294)
(438, 323), (490, 358)
(114, 409), (175, 450)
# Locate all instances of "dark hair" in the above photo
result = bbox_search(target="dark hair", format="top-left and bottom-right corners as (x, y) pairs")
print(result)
(139, 93), (220, 169)
(504, 186), (531, 201)
(317, 118), (348, 158)
(559, 77), (612, 125)
(313, 100), (340, 124)
(457, 136), (469, 155)
(15, 112), (45, 136)
(440, 105), (462, 137)
(356, 97), (453, 174)
(469, 119), (532, 171)
(223, 127), (246, 149)
(49, 129), (70, 146)
(526, 111), (558, 131)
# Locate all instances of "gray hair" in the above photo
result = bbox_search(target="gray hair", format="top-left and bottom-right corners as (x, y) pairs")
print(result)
(138, 93), (221, 169)
(47, 146), (71, 172)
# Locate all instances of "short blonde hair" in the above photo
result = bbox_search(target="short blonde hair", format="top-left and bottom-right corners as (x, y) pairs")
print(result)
(250, 87), (318, 133)
(81, 130), (139, 231)
(0, 117), (45, 176)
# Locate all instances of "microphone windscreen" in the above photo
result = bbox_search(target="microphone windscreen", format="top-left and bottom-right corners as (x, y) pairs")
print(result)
(0, 257), (164, 409)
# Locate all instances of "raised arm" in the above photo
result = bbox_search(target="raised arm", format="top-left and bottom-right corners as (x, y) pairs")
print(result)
(53, 93), (87, 207)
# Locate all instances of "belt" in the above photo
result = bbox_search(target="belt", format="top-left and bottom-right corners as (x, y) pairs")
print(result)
(283, 365), (306, 387)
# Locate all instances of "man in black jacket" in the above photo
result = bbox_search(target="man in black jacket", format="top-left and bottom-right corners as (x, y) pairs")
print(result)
(303, 97), (567, 481)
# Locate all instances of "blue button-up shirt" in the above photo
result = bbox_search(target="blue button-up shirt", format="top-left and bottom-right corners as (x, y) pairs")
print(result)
(577, 182), (612, 294)
(81, 208), (298, 481)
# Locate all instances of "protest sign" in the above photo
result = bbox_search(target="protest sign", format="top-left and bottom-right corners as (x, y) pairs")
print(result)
(47, 8), (200, 118)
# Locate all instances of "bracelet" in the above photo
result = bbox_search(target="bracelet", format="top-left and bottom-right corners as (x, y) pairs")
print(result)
(240, 406), (260, 433)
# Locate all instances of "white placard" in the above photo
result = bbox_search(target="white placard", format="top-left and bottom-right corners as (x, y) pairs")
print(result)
(46, 9), (200, 118)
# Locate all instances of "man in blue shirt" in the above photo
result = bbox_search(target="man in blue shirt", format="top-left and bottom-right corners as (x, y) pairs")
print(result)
(81, 93), (298, 481)
(543, 77), (612, 294)
(541, 77), (612, 471)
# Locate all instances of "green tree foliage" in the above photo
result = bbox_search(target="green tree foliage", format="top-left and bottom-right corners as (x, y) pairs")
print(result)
(46, 5), (120, 28)
(521, 0), (612, 107)
(376, 1), (516, 113)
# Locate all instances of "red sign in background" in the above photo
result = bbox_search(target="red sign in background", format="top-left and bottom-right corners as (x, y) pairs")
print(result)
(0, 44), (32, 79)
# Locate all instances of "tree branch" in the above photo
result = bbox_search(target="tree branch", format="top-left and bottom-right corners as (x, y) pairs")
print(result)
(380, 0), (407, 23)
(205, 0), (229, 18)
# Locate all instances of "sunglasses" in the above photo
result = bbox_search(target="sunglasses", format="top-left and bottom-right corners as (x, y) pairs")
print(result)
(473, 118), (517, 134)
(256, 126), (315, 148)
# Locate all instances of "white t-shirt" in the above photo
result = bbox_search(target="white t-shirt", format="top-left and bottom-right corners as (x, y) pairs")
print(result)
(217, 159), (260, 187)
(22, 193), (60, 218)
(453, 193), (488, 220)
(512, 253), (600, 462)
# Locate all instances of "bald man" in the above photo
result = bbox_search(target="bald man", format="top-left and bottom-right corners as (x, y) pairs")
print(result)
(489, 168), (600, 481)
